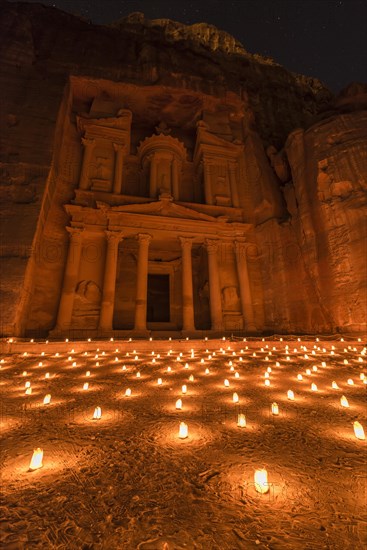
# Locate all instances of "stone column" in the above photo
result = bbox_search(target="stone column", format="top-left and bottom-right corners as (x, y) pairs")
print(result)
(203, 160), (214, 205)
(234, 240), (257, 332)
(206, 239), (223, 330)
(56, 227), (84, 330)
(179, 236), (195, 332)
(172, 157), (180, 200)
(228, 161), (240, 207)
(99, 231), (124, 331)
(79, 137), (94, 190)
(149, 156), (157, 198)
(134, 233), (152, 331)
(113, 143), (125, 195)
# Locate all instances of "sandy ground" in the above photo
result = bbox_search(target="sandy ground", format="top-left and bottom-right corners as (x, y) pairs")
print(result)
(1, 336), (366, 550)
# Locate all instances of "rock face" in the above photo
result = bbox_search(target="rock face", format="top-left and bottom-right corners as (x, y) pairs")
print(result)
(0, 1), (365, 336)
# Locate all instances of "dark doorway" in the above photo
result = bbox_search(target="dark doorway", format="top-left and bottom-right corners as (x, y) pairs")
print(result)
(147, 274), (170, 322)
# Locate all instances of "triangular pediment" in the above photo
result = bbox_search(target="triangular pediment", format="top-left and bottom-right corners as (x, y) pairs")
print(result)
(107, 198), (218, 222)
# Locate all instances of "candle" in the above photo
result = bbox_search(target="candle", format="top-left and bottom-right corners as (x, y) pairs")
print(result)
(179, 422), (188, 439)
(254, 468), (269, 494)
(287, 390), (295, 401)
(340, 395), (349, 408)
(29, 448), (43, 471)
(271, 402), (279, 415)
(125, 388), (131, 397)
(224, 379), (230, 387)
(332, 381), (339, 389)
(43, 394), (51, 405)
(311, 383), (318, 391)
(353, 421), (365, 440)
(237, 413), (246, 428)
(297, 374), (303, 381)
(83, 382), (89, 390)
(181, 385), (187, 394)
(93, 406), (102, 420)
(176, 398), (182, 410)
(233, 392), (239, 403)
(157, 378), (163, 385)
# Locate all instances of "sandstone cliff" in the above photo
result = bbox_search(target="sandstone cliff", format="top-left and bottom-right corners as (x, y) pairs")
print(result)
(0, 1), (365, 336)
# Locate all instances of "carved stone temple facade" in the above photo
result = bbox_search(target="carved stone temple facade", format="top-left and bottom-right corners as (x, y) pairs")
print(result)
(52, 99), (259, 337)
(1, 4), (366, 338)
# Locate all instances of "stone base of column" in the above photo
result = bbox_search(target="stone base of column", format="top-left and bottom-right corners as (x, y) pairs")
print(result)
(243, 323), (258, 334)
(181, 329), (197, 338)
(132, 329), (151, 338)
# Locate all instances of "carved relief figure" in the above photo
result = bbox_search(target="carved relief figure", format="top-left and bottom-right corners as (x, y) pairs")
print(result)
(72, 280), (102, 328)
(222, 286), (240, 311)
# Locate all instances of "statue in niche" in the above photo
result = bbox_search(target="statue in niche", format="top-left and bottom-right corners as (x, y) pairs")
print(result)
(222, 286), (240, 311)
(266, 145), (291, 183)
(95, 156), (111, 180)
(317, 159), (332, 201)
(72, 280), (101, 328)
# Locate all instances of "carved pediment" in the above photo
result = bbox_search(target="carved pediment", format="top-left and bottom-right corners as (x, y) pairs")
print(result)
(107, 197), (218, 222)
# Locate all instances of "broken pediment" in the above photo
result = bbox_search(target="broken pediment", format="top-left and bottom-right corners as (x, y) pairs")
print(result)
(107, 196), (218, 222)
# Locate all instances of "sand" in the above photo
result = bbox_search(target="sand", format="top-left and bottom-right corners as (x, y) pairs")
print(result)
(1, 337), (366, 549)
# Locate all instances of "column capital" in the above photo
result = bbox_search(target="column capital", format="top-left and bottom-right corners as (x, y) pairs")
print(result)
(228, 160), (238, 171)
(178, 236), (194, 248)
(113, 142), (126, 153)
(105, 230), (124, 244)
(81, 137), (95, 148)
(205, 239), (219, 255)
(136, 233), (152, 245)
(66, 226), (84, 240)
(234, 239), (249, 256)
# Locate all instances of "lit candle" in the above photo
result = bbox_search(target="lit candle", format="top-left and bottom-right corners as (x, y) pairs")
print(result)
(306, 369), (312, 375)
(179, 422), (188, 439)
(86, 371), (90, 377)
(232, 392), (239, 403)
(340, 395), (349, 408)
(43, 394), (51, 405)
(332, 381), (339, 389)
(287, 390), (295, 401)
(205, 368), (210, 375)
(83, 382), (89, 390)
(29, 448), (43, 471)
(125, 388), (131, 397)
(93, 406), (102, 420)
(353, 421), (365, 440)
(181, 384), (187, 394)
(235, 372), (240, 379)
(22, 371), (27, 376)
(311, 383), (318, 391)
(237, 413), (246, 428)
(271, 402), (279, 415)
(347, 379), (354, 386)
(136, 371), (141, 378)
(264, 379), (270, 387)
(254, 468), (269, 494)
(224, 379), (230, 387)
(297, 374), (303, 381)
(157, 378), (163, 385)
(189, 374), (194, 382)
(25, 387), (32, 395)
(175, 398), (182, 410)
(25, 381), (31, 388)
(45, 372), (50, 379)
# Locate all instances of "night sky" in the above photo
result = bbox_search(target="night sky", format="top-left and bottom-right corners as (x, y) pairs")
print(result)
(7, 0), (367, 92)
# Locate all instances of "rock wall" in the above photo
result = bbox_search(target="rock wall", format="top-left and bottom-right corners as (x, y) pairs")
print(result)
(0, 1), (365, 336)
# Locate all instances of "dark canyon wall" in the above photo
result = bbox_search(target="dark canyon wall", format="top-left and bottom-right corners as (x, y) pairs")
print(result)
(0, 1), (366, 335)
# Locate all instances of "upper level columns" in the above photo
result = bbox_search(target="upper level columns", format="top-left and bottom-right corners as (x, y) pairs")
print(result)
(99, 230), (124, 331)
(228, 161), (240, 207)
(79, 138), (95, 190)
(113, 143), (125, 195)
(203, 161), (214, 205)
(56, 227), (84, 330)
(179, 236), (195, 332)
(234, 240), (256, 332)
(206, 239), (223, 331)
(134, 233), (152, 331)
